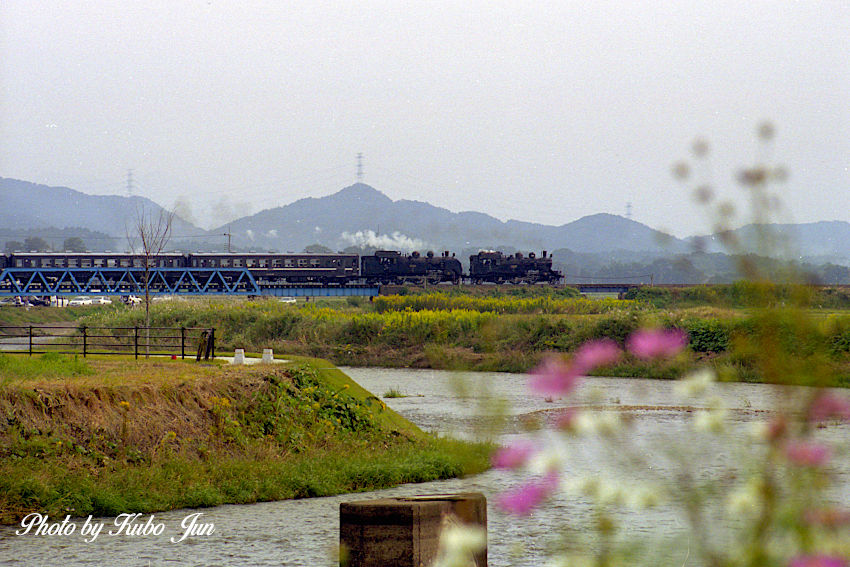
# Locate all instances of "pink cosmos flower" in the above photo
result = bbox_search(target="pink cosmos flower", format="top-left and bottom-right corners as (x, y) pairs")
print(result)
(572, 339), (621, 374)
(492, 440), (537, 470)
(803, 507), (850, 527)
(785, 441), (831, 467)
(496, 473), (559, 516)
(626, 328), (689, 360)
(808, 393), (850, 423)
(788, 555), (848, 567)
(529, 357), (581, 397)
(765, 416), (788, 443)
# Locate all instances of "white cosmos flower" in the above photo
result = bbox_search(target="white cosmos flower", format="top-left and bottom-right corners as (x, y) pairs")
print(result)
(526, 432), (569, 474)
(674, 368), (716, 398)
(433, 524), (487, 567)
(574, 411), (621, 436)
(694, 407), (728, 433)
(726, 477), (764, 516)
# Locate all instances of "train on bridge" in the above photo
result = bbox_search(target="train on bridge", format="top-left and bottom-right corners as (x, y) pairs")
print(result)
(0, 249), (563, 297)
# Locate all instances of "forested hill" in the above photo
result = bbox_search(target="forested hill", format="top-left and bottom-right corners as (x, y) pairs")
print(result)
(0, 177), (204, 239)
(213, 183), (686, 255)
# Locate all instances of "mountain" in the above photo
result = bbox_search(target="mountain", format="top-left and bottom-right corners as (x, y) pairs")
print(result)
(687, 221), (850, 265)
(6, 177), (845, 265)
(0, 177), (206, 247)
(213, 183), (686, 255)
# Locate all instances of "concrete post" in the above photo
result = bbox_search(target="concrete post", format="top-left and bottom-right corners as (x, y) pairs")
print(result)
(233, 348), (245, 365)
(262, 348), (274, 363)
(340, 492), (486, 567)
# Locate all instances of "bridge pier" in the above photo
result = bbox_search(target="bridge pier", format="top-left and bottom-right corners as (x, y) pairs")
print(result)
(340, 493), (487, 567)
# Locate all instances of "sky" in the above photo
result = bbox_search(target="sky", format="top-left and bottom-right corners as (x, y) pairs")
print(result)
(1, 1), (848, 237)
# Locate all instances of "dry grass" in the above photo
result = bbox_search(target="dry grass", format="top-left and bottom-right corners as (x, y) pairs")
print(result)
(0, 361), (289, 453)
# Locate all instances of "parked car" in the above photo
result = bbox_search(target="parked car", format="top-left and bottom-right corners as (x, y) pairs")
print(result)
(91, 296), (112, 305)
(68, 296), (93, 306)
(122, 295), (142, 305)
(278, 297), (297, 304)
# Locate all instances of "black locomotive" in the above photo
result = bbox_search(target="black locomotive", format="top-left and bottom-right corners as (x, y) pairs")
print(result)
(469, 250), (561, 284)
(361, 250), (463, 285)
(1, 249), (560, 287)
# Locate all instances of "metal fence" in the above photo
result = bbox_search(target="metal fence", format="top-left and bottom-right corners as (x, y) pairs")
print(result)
(0, 325), (215, 360)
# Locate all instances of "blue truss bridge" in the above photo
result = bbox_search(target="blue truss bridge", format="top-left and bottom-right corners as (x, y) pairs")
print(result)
(0, 267), (379, 297)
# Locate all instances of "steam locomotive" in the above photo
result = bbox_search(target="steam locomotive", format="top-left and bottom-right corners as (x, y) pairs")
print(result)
(1, 249), (561, 286)
(469, 250), (561, 284)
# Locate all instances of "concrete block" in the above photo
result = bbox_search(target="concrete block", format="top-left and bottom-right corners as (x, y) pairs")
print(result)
(262, 348), (274, 363)
(340, 492), (486, 567)
(233, 348), (245, 365)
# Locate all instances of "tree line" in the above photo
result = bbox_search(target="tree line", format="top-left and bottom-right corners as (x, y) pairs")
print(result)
(4, 236), (86, 254)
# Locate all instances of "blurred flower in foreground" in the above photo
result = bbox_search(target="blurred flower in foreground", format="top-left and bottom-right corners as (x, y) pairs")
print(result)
(492, 439), (537, 470)
(626, 328), (688, 360)
(788, 556), (848, 567)
(803, 507), (850, 528)
(808, 392), (850, 423)
(529, 357), (581, 397)
(497, 472), (559, 516)
(572, 339), (621, 374)
(784, 441), (831, 467)
(433, 523), (487, 567)
(674, 368), (716, 398)
(529, 340), (621, 398)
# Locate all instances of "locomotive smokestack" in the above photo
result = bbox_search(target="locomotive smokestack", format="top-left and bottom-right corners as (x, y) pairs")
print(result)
(542, 251), (547, 257)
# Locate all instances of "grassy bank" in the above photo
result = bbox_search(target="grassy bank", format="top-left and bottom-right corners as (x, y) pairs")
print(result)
(0, 305), (116, 329)
(72, 293), (850, 385)
(0, 354), (491, 524)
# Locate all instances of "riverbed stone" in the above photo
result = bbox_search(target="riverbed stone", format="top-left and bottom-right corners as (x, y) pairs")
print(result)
(339, 492), (487, 567)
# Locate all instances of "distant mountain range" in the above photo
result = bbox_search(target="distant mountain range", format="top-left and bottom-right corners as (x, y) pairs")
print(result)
(211, 183), (686, 255)
(0, 177), (203, 238)
(1, 177), (848, 267)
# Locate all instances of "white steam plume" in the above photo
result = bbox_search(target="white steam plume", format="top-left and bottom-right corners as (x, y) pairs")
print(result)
(340, 230), (429, 252)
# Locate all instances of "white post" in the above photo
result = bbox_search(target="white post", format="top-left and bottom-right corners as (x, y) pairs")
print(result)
(262, 348), (274, 363)
(233, 348), (245, 365)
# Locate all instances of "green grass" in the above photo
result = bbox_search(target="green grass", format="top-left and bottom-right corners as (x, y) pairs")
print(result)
(383, 387), (406, 398)
(0, 305), (117, 327)
(0, 437), (490, 522)
(0, 357), (491, 523)
(0, 352), (93, 383)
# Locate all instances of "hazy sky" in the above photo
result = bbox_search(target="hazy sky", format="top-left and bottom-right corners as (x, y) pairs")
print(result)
(1, 1), (848, 236)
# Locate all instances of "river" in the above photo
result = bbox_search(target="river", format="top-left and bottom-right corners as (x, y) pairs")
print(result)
(1, 367), (848, 566)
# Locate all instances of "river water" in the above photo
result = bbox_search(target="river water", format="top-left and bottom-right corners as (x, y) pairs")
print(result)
(1, 367), (848, 566)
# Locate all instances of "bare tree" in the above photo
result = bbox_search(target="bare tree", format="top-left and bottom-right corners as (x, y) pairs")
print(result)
(126, 205), (174, 356)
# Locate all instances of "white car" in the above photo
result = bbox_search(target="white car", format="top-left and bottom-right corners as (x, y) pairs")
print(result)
(278, 297), (297, 304)
(68, 296), (93, 306)
(91, 296), (113, 305)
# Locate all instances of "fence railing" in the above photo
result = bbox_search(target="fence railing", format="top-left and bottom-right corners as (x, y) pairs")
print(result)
(0, 325), (215, 360)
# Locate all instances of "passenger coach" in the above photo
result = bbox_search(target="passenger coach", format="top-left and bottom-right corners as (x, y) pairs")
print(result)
(7, 252), (185, 269)
(187, 253), (359, 284)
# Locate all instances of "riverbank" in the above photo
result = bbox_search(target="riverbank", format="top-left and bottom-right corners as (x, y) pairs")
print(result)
(0, 354), (491, 525)
(76, 292), (850, 386)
